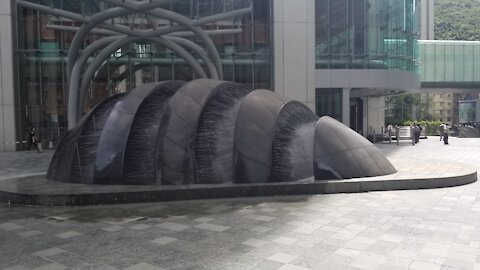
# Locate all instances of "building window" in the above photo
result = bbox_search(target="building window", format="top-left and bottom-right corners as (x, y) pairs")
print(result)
(14, 0), (274, 149)
(316, 88), (342, 121)
(315, 0), (420, 71)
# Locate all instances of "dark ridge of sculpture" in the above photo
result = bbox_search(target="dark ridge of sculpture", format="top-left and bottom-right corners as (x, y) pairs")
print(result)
(47, 94), (126, 183)
(314, 116), (398, 180)
(194, 82), (251, 184)
(272, 104), (319, 182)
(48, 79), (396, 185)
(157, 79), (249, 185)
(233, 90), (319, 183)
(95, 81), (186, 185)
(123, 81), (185, 185)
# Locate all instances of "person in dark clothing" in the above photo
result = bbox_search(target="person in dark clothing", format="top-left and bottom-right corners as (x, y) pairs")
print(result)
(26, 128), (40, 152)
(443, 129), (449, 145)
(414, 123), (422, 144)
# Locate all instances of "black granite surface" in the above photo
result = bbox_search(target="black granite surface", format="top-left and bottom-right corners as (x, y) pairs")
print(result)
(0, 172), (476, 206)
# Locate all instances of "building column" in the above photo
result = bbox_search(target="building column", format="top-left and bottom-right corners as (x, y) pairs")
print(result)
(0, 0), (15, 151)
(273, 0), (315, 111)
(362, 97), (368, 137)
(342, 88), (351, 127)
(421, 0), (434, 40)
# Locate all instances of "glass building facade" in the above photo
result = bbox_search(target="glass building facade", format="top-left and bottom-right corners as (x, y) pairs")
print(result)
(315, 0), (420, 71)
(419, 40), (480, 86)
(314, 0), (421, 123)
(14, 0), (272, 146)
(9, 0), (425, 149)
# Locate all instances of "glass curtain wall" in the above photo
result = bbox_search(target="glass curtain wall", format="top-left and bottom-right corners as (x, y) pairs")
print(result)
(315, 88), (343, 121)
(315, 0), (420, 71)
(15, 0), (272, 148)
(419, 40), (480, 84)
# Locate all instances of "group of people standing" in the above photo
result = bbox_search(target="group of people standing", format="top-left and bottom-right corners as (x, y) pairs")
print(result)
(386, 123), (450, 145)
(413, 122), (449, 145)
(412, 123), (423, 144)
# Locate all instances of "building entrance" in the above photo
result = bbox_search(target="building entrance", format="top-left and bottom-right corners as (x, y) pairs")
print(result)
(350, 98), (364, 134)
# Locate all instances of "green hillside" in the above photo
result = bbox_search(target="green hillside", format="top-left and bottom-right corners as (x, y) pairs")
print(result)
(435, 0), (480, 40)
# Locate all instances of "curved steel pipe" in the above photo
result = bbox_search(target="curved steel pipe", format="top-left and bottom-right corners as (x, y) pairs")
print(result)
(67, 1), (173, 81)
(104, 0), (224, 79)
(75, 35), (207, 123)
(68, 36), (120, 129)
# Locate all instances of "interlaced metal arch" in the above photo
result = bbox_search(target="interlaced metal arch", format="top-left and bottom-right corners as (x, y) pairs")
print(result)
(17, 0), (252, 129)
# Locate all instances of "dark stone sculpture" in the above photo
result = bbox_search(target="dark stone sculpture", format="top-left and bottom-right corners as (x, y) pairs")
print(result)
(47, 79), (397, 185)
(313, 116), (397, 180)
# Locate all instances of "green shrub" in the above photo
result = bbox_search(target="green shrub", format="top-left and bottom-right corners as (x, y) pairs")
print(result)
(400, 120), (444, 135)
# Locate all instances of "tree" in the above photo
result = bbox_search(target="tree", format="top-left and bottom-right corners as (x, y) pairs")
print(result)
(435, 0), (480, 40)
(385, 94), (433, 125)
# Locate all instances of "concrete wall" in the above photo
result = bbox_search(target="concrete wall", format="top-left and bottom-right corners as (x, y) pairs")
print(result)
(273, 0), (316, 112)
(364, 97), (386, 137)
(0, 0), (15, 151)
(315, 70), (421, 91)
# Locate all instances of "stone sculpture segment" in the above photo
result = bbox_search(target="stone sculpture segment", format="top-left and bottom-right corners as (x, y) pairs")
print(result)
(313, 116), (397, 180)
(159, 79), (224, 185)
(234, 90), (293, 183)
(124, 80), (185, 185)
(194, 82), (251, 184)
(272, 103), (318, 182)
(47, 94), (125, 184)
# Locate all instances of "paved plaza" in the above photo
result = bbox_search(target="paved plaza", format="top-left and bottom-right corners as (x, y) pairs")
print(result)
(1, 137), (480, 269)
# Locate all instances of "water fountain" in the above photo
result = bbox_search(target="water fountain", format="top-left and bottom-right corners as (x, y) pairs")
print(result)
(48, 79), (397, 185)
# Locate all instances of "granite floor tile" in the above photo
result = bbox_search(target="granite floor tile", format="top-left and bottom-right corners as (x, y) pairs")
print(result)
(195, 223), (230, 232)
(55, 231), (81, 239)
(152, 236), (177, 245)
(267, 252), (298, 264)
(0, 222), (23, 231)
(2, 138), (480, 269)
(157, 221), (190, 231)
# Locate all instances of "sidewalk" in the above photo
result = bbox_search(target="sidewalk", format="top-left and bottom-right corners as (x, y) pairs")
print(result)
(0, 137), (479, 269)
(0, 150), (52, 180)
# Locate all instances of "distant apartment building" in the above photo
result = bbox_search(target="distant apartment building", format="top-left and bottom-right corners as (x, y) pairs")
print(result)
(424, 93), (454, 123)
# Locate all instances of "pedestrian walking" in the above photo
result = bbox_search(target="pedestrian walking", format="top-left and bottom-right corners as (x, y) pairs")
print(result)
(443, 124), (449, 145)
(439, 123), (446, 141)
(26, 128), (41, 152)
(414, 123), (422, 144)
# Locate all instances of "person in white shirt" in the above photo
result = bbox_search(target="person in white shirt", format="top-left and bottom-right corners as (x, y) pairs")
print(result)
(439, 123), (446, 141)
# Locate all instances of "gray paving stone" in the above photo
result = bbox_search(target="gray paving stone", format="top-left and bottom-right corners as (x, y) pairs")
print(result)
(32, 262), (68, 270)
(194, 222), (230, 232)
(2, 266), (29, 270)
(55, 231), (81, 239)
(267, 252), (298, 264)
(242, 238), (268, 248)
(124, 262), (164, 270)
(152, 236), (177, 245)
(0, 222), (23, 231)
(101, 225), (123, 232)
(129, 224), (152, 230)
(18, 230), (41, 237)
(2, 138), (480, 269)
(33, 247), (65, 257)
(157, 221), (190, 231)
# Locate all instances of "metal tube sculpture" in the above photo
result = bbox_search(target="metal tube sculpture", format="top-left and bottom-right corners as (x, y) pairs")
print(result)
(17, 0), (252, 129)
